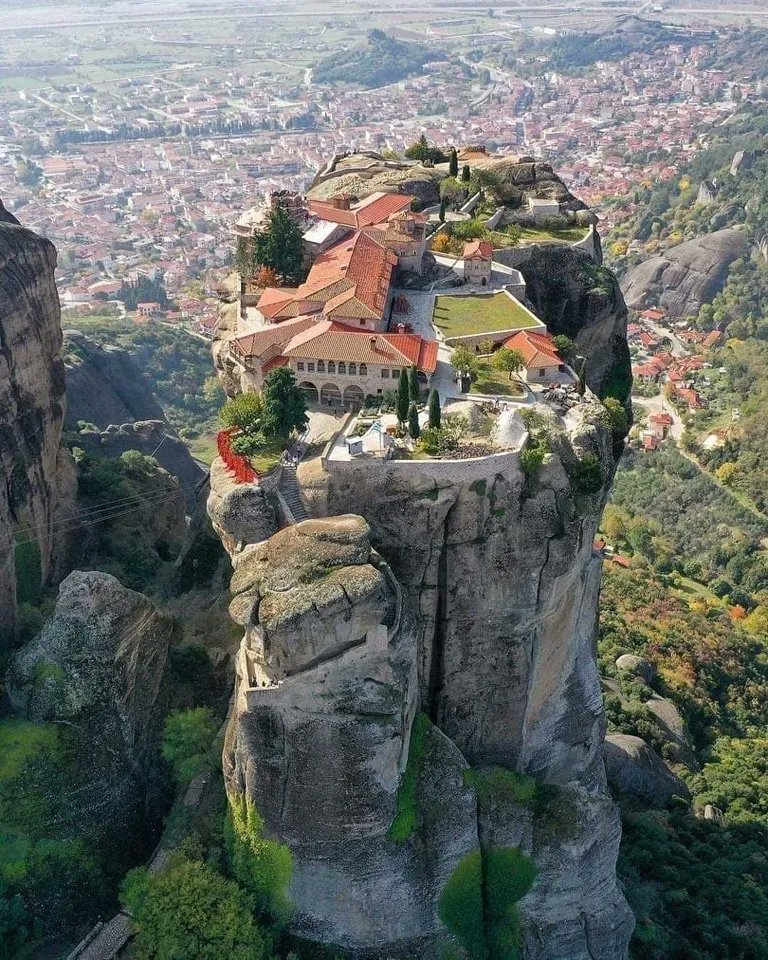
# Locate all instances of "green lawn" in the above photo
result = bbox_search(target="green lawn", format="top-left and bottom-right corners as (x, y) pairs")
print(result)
(469, 365), (526, 398)
(433, 292), (540, 339)
(491, 226), (588, 247)
(187, 431), (218, 466)
(249, 439), (284, 474)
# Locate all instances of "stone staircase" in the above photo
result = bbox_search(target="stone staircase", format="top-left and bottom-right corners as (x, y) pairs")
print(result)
(279, 463), (309, 522)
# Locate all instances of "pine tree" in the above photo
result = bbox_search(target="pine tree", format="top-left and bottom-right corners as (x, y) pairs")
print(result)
(449, 148), (458, 178)
(461, 164), (471, 183)
(428, 389), (441, 430)
(408, 403), (420, 439)
(409, 366), (420, 402)
(397, 370), (410, 423)
(254, 201), (304, 284)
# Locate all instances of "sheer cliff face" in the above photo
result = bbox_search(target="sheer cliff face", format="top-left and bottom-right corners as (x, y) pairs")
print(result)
(0, 203), (75, 637)
(215, 235), (634, 956)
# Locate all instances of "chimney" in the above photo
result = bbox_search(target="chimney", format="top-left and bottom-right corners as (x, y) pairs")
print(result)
(332, 195), (351, 210)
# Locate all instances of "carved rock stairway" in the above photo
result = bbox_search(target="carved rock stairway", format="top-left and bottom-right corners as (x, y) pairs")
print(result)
(279, 463), (309, 522)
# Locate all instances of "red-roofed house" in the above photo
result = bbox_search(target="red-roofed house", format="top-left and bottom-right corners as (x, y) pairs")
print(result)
(703, 330), (723, 349)
(502, 329), (570, 383)
(640, 308), (665, 322)
(463, 240), (493, 287)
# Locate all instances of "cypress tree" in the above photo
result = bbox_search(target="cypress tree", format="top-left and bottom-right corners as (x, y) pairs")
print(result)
(397, 370), (410, 423)
(409, 365), (420, 402)
(461, 164), (471, 183)
(449, 147), (458, 178)
(428, 389), (441, 430)
(408, 403), (421, 439)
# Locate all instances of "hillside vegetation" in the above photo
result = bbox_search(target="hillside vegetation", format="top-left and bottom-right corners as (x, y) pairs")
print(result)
(313, 30), (443, 88)
(600, 566), (768, 959)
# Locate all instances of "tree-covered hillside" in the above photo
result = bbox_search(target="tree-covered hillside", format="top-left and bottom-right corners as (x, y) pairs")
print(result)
(313, 30), (443, 88)
(600, 566), (768, 959)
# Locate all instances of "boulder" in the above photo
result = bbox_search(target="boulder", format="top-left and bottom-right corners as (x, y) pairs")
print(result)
(615, 653), (655, 683)
(604, 734), (690, 805)
(621, 227), (748, 318)
(7, 570), (175, 852)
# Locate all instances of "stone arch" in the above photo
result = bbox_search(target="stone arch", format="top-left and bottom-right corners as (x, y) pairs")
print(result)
(343, 384), (364, 409)
(320, 383), (342, 406)
(299, 381), (319, 403)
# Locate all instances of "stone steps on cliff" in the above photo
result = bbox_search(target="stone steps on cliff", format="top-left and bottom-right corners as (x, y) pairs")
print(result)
(279, 464), (309, 522)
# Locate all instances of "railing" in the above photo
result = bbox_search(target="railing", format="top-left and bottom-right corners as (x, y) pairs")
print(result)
(217, 429), (259, 484)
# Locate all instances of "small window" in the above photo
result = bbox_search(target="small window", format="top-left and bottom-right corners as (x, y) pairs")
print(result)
(297, 361), (305, 371)
(349, 363), (357, 376)
(317, 360), (325, 373)
(360, 318), (366, 326)
(359, 364), (367, 376)
(328, 361), (335, 374)
(307, 362), (315, 373)
(382, 369), (390, 378)
(338, 362), (346, 374)
(539, 368), (545, 377)
(393, 369), (402, 378)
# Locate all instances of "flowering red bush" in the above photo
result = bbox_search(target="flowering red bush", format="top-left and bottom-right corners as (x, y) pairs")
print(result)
(217, 429), (258, 483)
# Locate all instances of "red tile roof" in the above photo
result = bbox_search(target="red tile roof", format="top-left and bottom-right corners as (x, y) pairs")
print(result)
(260, 230), (396, 327)
(503, 329), (561, 369)
(282, 322), (437, 374)
(307, 191), (415, 229)
(463, 240), (493, 260)
(232, 314), (317, 358)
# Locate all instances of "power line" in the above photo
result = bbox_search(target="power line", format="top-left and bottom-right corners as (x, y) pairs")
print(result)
(13, 483), (204, 549)
(41, 476), (204, 530)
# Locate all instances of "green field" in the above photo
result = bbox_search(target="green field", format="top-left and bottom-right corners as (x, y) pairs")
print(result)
(432, 292), (540, 339)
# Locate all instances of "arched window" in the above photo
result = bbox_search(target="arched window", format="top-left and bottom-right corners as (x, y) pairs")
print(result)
(359, 363), (367, 376)
(328, 361), (335, 374)
(349, 363), (357, 375)
(317, 360), (325, 373)
(338, 362), (346, 374)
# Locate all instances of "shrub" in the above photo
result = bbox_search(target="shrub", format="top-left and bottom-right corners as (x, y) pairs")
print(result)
(429, 389), (442, 430)
(408, 403), (421, 439)
(438, 851), (486, 959)
(571, 453), (603, 494)
(122, 856), (266, 960)
(602, 397), (629, 435)
(438, 846), (537, 960)
(521, 440), (547, 478)
(225, 793), (292, 923)
(161, 707), (217, 785)
(220, 392), (264, 435)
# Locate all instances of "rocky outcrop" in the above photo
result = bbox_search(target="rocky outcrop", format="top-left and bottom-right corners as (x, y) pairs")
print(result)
(7, 570), (174, 855)
(621, 227), (749, 318)
(224, 517), (479, 953)
(75, 419), (204, 511)
(510, 244), (631, 401)
(0, 205), (76, 639)
(64, 332), (205, 508)
(604, 734), (690, 805)
(207, 457), (278, 554)
(64, 331), (164, 427)
(219, 395), (634, 957)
